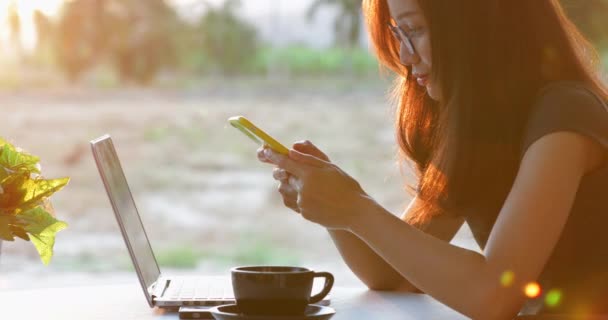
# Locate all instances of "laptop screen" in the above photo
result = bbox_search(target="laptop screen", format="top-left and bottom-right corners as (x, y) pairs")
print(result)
(91, 135), (160, 306)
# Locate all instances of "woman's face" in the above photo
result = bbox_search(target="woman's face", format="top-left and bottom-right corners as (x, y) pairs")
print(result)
(387, 0), (441, 101)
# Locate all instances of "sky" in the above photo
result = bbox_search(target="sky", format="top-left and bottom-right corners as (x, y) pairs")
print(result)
(0, 0), (359, 52)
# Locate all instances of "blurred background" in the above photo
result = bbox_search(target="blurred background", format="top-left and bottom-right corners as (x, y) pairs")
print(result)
(0, 0), (606, 291)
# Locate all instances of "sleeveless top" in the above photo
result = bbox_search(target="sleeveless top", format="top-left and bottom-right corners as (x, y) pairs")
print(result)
(462, 80), (608, 315)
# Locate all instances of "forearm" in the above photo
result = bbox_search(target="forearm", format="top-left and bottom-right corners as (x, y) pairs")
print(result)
(328, 229), (418, 291)
(350, 198), (501, 319)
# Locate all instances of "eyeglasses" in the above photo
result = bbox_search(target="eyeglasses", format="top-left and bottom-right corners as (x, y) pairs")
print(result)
(388, 23), (416, 56)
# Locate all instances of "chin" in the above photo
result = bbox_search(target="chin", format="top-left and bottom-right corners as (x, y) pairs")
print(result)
(426, 85), (441, 101)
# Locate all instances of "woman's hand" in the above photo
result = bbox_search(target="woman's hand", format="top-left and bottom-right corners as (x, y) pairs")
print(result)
(258, 141), (374, 230)
(257, 140), (330, 213)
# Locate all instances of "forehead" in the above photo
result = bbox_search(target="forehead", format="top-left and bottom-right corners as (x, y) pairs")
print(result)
(386, 0), (423, 20)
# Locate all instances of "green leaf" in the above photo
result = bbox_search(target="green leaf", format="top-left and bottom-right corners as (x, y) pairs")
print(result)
(0, 215), (15, 241)
(20, 177), (70, 212)
(0, 174), (30, 212)
(20, 207), (68, 265)
(0, 138), (9, 148)
(0, 142), (40, 174)
(0, 175), (70, 213)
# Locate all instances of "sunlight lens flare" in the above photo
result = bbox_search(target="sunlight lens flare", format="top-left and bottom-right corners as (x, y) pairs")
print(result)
(500, 271), (515, 287)
(545, 289), (562, 307)
(524, 282), (542, 298)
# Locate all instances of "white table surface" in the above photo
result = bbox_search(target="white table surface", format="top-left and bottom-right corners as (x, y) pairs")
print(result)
(0, 281), (469, 320)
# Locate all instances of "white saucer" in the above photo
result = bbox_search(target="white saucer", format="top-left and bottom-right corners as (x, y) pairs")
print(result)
(209, 304), (335, 320)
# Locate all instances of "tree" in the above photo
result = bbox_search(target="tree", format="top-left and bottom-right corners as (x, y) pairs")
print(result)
(54, 0), (178, 84)
(7, 2), (23, 60)
(195, 0), (259, 75)
(55, 0), (106, 81)
(33, 10), (54, 64)
(307, 0), (362, 48)
(105, 0), (178, 84)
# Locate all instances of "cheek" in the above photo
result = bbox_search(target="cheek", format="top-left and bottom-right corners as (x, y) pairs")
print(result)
(419, 40), (432, 66)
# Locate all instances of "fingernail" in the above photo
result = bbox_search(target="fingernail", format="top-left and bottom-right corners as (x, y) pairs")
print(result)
(264, 148), (276, 161)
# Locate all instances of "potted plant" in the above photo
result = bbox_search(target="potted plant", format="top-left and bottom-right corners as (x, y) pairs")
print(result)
(0, 138), (69, 265)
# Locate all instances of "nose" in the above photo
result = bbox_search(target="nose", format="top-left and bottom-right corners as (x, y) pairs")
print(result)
(399, 42), (420, 66)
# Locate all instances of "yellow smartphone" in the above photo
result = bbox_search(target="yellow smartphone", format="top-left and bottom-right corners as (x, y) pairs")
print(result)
(228, 116), (290, 155)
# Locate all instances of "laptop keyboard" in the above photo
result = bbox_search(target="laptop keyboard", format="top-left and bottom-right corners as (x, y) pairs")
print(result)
(165, 278), (233, 300)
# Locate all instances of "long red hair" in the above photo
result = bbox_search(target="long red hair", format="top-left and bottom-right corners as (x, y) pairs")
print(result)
(363, 0), (608, 226)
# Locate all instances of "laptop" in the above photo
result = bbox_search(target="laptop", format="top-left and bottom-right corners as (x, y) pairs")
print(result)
(91, 134), (235, 309)
(90, 134), (331, 310)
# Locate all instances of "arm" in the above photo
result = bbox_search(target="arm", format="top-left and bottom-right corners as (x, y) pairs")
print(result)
(329, 197), (465, 291)
(260, 140), (466, 291)
(349, 132), (603, 319)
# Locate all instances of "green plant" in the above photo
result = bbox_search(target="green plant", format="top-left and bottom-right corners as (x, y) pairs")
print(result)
(0, 138), (70, 265)
(254, 46), (378, 76)
(229, 236), (301, 266)
(307, 0), (363, 48)
(194, 0), (259, 75)
(157, 246), (203, 269)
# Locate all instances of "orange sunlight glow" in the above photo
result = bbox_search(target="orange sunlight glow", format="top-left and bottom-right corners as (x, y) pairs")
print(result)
(1, 0), (65, 50)
(524, 282), (542, 299)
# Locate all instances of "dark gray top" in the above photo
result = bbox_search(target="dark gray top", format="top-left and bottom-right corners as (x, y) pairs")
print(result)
(463, 80), (608, 315)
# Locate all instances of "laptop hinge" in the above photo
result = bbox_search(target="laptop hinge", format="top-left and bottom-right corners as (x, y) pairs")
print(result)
(151, 277), (171, 299)
(149, 282), (158, 301)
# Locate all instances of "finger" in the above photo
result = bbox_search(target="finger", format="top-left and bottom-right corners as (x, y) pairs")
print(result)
(264, 149), (309, 176)
(272, 168), (289, 181)
(293, 140), (330, 161)
(288, 175), (303, 191)
(288, 149), (328, 168)
(257, 147), (273, 164)
(277, 183), (300, 213)
(283, 198), (301, 213)
(278, 180), (297, 195)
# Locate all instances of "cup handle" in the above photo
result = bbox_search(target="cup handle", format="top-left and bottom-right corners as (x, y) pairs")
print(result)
(309, 272), (334, 304)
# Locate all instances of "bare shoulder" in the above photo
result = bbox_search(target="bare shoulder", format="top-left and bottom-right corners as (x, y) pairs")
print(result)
(524, 130), (606, 176)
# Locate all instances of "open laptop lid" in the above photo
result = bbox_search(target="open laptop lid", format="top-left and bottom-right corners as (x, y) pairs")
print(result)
(91, 134), (160, 307)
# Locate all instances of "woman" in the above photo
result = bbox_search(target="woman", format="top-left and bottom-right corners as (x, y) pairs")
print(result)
(259, 0), (608, 318)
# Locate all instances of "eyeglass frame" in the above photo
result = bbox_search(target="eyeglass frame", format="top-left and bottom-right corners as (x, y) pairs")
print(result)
(388, 23), (416, 56)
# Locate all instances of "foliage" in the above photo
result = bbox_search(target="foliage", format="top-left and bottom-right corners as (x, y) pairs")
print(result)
(157, 246), (202, 269)
(50, 0), (179, 84)
(307, 0), (363, 48)
(191, 0), (259, 75)
(0, 138), (69, 265)
(254, 46), (379, 76)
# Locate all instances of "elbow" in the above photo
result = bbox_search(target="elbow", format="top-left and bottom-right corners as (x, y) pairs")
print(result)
(364, 281), (402, 291)
(360, 278), (406, 291)
(468, 287), (522, 320)
(473, 308), (519, 320)
(362, 279), (417, 292)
